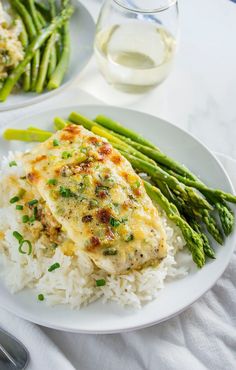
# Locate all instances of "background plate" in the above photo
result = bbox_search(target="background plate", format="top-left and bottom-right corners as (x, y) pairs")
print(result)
(0, 104), (235, 333)
(0, 1), (95, 111)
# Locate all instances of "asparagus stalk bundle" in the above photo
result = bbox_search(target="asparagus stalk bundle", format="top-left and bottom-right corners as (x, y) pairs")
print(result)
(3, 111), (236, 269)
(0, 0), (74, 102)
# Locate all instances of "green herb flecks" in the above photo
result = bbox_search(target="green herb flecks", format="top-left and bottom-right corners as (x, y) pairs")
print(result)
(109, 217), (121, 228)
(47, 178), (57, 186)
(61, 151), (72, 159)
(10, 196), (20, 204)
(53, 139), (60, 147)
(22, 215), (30, 223)
(125, 233), (134, 242)
(48, 262), (60, 272)
(59, 186), (74, 198)
(38, 294), (44, 301)
(103, 248), (118, 256)
(16, 205), (24, 210)
(9, 160), (17, 167)
(96, 279), (106, 287)
(27, 199), (38, 207)
(13, 231), (23, 242)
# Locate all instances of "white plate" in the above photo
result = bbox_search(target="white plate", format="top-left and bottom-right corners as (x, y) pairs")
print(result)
(0, 1), (95, 111)
(0, 104), (235, 334)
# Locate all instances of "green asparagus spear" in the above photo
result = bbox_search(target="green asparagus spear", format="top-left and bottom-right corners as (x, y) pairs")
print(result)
(27, 0), (42, 32)
(95, 115), (157, 149)
(35, 32), (57, 93)
(3, 129), (52, 142)
(196, 209), (224, 245)
(214, 201), (234, 236)
(35, 2), (50, 21)
(165, 170), (236, 204)
(144, 181), (205, 268)
(53, 117), (70, 130)
(119, 151), (212, 211)
(47, 18), (71, 89)
(189, 219), (215, 259)
(0, 5), (74, 102)
(36, 10), (46, 28)
(10, 0), (40, 90)
(18, 16), (31, 92)
(47, 0), (58, 78)
(69, 112), (99, 130)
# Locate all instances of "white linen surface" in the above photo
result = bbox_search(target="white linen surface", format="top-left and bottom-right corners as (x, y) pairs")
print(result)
(0, 89), (235, 370)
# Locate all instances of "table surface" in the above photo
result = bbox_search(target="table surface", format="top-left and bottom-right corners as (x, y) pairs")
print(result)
(76, 0), (236, 160)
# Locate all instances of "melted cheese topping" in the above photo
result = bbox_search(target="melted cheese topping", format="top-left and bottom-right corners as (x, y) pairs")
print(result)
(22, 124), (167, 274)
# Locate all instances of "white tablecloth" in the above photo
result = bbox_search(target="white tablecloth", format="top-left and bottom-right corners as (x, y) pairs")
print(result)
(0, 88), (235, 370)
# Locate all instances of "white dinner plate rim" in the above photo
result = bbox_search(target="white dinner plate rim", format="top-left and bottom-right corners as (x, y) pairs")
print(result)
(0, 104), (235, 334)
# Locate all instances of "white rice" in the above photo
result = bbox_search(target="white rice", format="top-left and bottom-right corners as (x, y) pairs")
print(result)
(0, 152), (191, 309)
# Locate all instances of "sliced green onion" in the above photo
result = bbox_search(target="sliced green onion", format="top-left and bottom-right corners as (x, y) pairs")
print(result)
(53, 139), (59, 146)
(48, 262), (60, 272)
(13, 231), (23, 242)
(59, 186), (74, 198)
(17, 189), (26, 198)
(96, 279), (106, 287)
(22, 215), (29, 223)
(9, 160), (17, 167)
(38, 294), (44, 301)
(33, 207), (38, 218)
(103, 248), (118, 256)
(61, 151), (72, 159)
(109, 217), (120, 228)
(27, 199), (38, 207)
(47, 178), (57, 186)
(125, 233), (134, 242)
(16, 205), (23, 210)
(18, 240), (32, 255)
(10, 196), (20, 204)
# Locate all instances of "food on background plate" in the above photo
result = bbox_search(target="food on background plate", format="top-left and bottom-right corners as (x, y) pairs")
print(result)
(0, 3), (24, 87)
(0, 0), (73, 102)
(0, 112), (235, 309)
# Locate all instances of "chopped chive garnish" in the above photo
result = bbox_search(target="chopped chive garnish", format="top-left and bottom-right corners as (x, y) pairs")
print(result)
(16, 205), (23, 210)
(22, 215), (29, 223)
(27, 199), (38, 206)
(48, 262), (60, 272)
(18, 240), (32, 255)
(38, 294), (44, 301)
(47, 178), (57, 186)
(29, 216), (35, 223)
(13, 231), (23, 242)
(10, 196), (20, 204)
(9, 161), (17, 167)
(53, 139), (59, 146)
(96, 279), (106, 287)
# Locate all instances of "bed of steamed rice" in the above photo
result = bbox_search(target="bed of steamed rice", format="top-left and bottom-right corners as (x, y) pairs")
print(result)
(0, 152), (191, 309)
